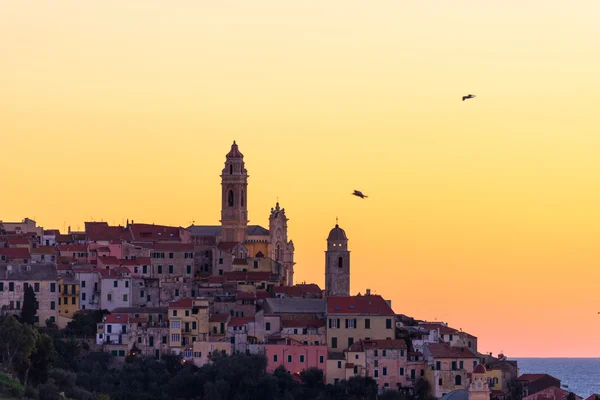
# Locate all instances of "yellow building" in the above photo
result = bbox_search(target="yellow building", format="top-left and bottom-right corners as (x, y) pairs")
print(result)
(192, 340), (232, 367)
(168, 298), (209, 358)
(326, 294), (396, 352)
(58, 277), (80, 318)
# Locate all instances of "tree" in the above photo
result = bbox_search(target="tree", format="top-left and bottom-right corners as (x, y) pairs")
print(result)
(21, 286), (37, 325)
(414, 378), (432, 400)
(0, 315), (36, 374)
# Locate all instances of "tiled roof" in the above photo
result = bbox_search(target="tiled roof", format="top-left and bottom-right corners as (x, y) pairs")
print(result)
(58, 244), (88, 252)
(104, 313), (129, 324)
(86, 222), (131, 242)
(217, 241), (240, 252)
(327, 295), (395, 315)
(118, 257), (151, 266)
(0, 248), (30, 259)
(256, 291), (274, 299)
(97, 268), (129, 278)
(426, 343), (477, 359)
(264, 298), (326, 314)
(98, 256), (119, 265)
(363, 339), (408, 350)
(523, 386), (582, 400)
(274, 284), (322, 297)
(0, 263), (58, 281)
(31, 246), (57, 254)
(54, 234), (74, 243)
(7, 237), (30, 245)
(517, 374), (554, 383)
(151, 243), (194, 252)
(223, 271), (272, 281)
(129, 223), (182, 242)
(235, 291), (256, 300)
(345, 363), (354, 369)
(188, 225), (269, 237)
(210, 314), (230, 323)
(169, 298), (194, 308)
(228, 317), (253, 327)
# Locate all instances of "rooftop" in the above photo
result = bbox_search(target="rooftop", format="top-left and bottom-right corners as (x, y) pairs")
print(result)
(425, 343), (477, 359)
(0, 263), (58, 281)
(264, 298), (326, 314)
(327, 294), (395, 315)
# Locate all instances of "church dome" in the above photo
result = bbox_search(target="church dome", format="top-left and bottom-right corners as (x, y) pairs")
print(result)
(327, 224), (347, 241)
(473, 363), (487, 374)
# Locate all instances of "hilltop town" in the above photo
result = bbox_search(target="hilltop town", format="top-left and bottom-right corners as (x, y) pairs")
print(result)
(0, 143), (592, 400)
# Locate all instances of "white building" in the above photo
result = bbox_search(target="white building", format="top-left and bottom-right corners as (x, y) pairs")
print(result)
(74, 267), (101, 310)
(99, 268), (133, 311)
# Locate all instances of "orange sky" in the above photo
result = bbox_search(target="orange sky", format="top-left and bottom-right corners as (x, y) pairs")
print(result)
(2, 1), (600, 357)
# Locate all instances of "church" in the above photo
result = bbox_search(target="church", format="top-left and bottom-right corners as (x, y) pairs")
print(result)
(188, 142), (296, 286)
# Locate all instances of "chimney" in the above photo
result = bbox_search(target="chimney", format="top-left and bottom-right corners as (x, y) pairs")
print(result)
(366, 288), (371, 295)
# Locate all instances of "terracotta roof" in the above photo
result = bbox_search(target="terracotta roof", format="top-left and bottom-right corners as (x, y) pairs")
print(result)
(31, 246), (57, 255)
(210, 314), (230, 323)
(169, 298), (194, 308)
(235, 291), (256, 300)
(85, 222), (131, 242)
(207, 276), (226, 284)
(151, 243), (194, 252)
(55, 234), (74, 243)
(224, 271), (272, 282)
(97, 268), (129, 278)
(274, 284), (322, 297)
(58, 244), (87, 252)
(327, 295), (395, 315)
(0, 248), (30, 259)
(281, 319), (326, 328)
(523, 386), (582, 400)
(226, 141), (244, 158)
(256, 291), (274, 299)
(232, 258), (248, 265)
(7, 237), (30, 245)
(98, 256), (120, 265)
(426, 343), (477, 359)
(363, 339), (408, 350)
(419, 323), (460, 335)
(517, 374), (554, 383)
(408, 351), (423, 356)
(104, 313), (129, 324)
(129, 223), (182, 242)
(585, 395), (600, 400)
(217, 241), (240, 252)
(118, 257), (151, 266)
(228, 317), (253, 327)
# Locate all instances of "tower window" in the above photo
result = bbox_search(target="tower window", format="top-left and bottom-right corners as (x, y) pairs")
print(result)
(229, 164), (233, 174)
(338, 256), (343, 268)
(241, 190), (245, 207)
(228, 190), (234, 207)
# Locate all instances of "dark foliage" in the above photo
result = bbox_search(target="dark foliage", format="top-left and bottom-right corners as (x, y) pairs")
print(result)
(21, 286), (37, 325)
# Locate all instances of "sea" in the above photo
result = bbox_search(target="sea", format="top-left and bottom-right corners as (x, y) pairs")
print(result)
(514, 358), (600, 398)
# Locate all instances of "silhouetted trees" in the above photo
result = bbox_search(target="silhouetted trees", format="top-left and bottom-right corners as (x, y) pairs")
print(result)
(21, 286), (37, 325)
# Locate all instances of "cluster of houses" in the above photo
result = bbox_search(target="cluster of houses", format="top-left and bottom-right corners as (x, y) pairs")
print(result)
(1, 143), (596, 400)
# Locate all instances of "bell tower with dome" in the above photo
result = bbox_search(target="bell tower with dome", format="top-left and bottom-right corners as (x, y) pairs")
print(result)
(325, 222), (350, 296)
(220, 141), (249, 243)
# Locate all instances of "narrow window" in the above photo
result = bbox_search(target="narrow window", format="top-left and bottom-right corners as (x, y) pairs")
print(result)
(228, 190), (234, 207)
(229, 164), (233, 174)
(338, 256), (343, 268)
(241, 190), (245, 206)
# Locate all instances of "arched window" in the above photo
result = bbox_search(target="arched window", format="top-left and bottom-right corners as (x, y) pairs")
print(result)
(454, 375), (462, 386)
(241, 190), (245, 207)
(228, 190), (234, 207)
(338, 256), (343, 269)
(229, 164), (233, 174)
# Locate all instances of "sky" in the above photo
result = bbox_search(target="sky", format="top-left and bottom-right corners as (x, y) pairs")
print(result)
(2, 1), (600, 357)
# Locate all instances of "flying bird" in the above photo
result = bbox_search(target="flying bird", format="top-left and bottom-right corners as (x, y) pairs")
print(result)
(462, 94), (476, 101)
(352, 190), (368, 199)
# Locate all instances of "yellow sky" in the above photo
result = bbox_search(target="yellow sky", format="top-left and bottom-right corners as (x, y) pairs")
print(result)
(2, 1), (600, 357)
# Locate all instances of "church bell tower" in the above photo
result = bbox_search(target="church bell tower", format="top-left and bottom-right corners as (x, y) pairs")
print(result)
(325, 222), (350, 296)
(220, 141), (249, 243)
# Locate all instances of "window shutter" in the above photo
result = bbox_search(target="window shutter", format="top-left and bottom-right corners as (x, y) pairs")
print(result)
(345, 319), (349, 329)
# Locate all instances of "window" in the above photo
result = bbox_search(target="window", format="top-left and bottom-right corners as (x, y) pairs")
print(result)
(399, 367), (404, 376)
(107, 294), (112, 302)
(34, 283), (40, 292)
(374, 349), (378, 357)
(329, 318), (340, 329)
(219, 258), (223, 264)
(9, 282), (14, 292)
(337, 361), (342, 369)
(383, 367), (387, 376)
(365, 318), (370, 329)
(192, 321), (197, 330)
(473, 361), (477, 368)
(338, 256), (343, 268)
(436, 361), (441, 370)
(266, 322), (271, 331)
(228, 190), (234, 207)
(143, 265), (148, 274)
(468, 341), (472, 348)
(438, 378), (443, 386)
(173, 310), (178, 316)
(118, 350), (125, 357)
(287, 355), (292, 363)
(169, 253), (174, 259)
(331, 337), (338, 348)
(171, 334), (181, 342)
(455, 375), (462, 385)
(81, 280), (86, 288)
(140, 290), (145, 298)
(300, 355), (305, 362)
(319, 355), (324, 364)
(82, 293), (86, 301)
(374, 369), (379, 378)
(125, 281), (129, 288)
(386, 319), (392, 329)
(113, 280), (118, 288)
(459, 361), (464, 369)
(449, 334), (453, 341)
(186, 265), (191, 274)
(374, 360), (378, 367)
(51, 301), (55, 310)
(400, 349), (404, 357)
(169, 265), (174, 274)
(452, 361), (457, 370)
(348, 337), (354, 347)
(0, 283), (3, 291)
(382, 350), (387, 357)
(158, 265), (163, 274)
(171, 321), (181, 329)
(24, 283), (29, 292)
(346, 318), (357, 328)
(72, 297), (76, 305)
(123, 294), (128, 302)
(175, 289), (179, 297)
(355, 354), (359, 360)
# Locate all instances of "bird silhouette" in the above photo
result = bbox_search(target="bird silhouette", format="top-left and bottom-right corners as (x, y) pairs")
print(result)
(352, 190), (368, 199)
(462, 94), (476, 101)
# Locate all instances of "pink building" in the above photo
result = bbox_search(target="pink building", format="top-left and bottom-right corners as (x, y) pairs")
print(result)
(57, 244), (89, 263)
(265, 338), (328, 378)
(361, 339), (410, 391)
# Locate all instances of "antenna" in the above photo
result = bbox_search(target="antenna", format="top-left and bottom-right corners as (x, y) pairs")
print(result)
(336, 216), (338, 225)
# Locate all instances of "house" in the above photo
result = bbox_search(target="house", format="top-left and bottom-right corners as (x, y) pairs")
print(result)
(274, 283), (323, 299)
(30, 246), (57, 263)
(96, 313), (129, 359)
(227, 317), (255, 353)
(112, 306), (170, 359)
(265, 337), (328, 377)
(0, 218), (43, 237)
(485, 358), (519, 395)
(58, 274), (80, 321)
(419, 322), (478, 353)
(279, 318), (327, 346)
(423, 343), (479, 397)
(74, 267), (101, 310)
(99, 268), (133, 311)
(148, 243), (195, 278)
(192, 340), (232, 367)
(0, 263), (59, 325)
(517, 374), (561, 398)
(57, 244), (89, 263)
(326, 294), (396, 352)
(0, 248), (31, 264)
(168, 298), (210, 357)
(42, 230), (60, 247)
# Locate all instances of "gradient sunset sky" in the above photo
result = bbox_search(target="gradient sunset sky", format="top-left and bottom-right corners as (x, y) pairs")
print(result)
(2, 1), (600, 357)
